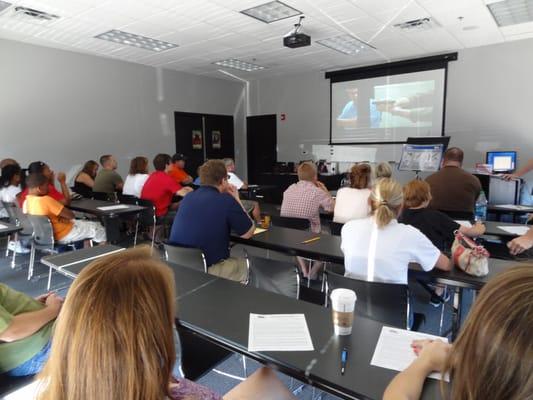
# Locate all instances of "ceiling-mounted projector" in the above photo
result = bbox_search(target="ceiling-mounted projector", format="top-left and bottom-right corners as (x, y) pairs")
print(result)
(283, 16), (311, 48)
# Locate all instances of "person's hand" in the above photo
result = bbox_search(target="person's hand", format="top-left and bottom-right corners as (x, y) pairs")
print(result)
(177, 187), (193, 197)
(501, 173), (519, 181)
(36, 292), (53, 303)
(411, 339), (451, 373)
(508, 234), (533, 255)
(474, 221), (486, 235)
(57, 172), (66, 184)
(45, 293), (64, 316)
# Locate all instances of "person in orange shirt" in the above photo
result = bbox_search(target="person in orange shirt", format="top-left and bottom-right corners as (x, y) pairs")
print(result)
(168, 154), (193, 185)
(23, 174), (106, 244)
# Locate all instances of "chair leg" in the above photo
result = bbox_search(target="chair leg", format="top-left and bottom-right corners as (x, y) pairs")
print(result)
(151, 222), (156, 249)
(28, 244), (36, 280)
(5, 234), (10, 257)
(242, 355), (247, 378)
(133, 219), (139, 247)
(47, 265), (53, 291)
(10, 233), (17, 269)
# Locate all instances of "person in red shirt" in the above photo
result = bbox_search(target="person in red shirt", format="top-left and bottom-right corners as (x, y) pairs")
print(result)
(18, 161), (70, 208)
(141, 154), (193, 217)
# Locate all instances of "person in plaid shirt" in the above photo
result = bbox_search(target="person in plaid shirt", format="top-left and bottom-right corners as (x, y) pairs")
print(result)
(281, 161), (335, 279)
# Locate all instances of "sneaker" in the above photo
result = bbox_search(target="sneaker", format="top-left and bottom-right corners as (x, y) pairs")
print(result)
(429, 288), (450, 307)
(7, 241), (30, 254)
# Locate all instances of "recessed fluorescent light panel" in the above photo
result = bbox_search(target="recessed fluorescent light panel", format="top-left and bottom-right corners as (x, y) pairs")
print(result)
(487, 0), (533, 27)
(214, 59), (265, 72)
(95, 29), (178, 52)
(0, 1), (11, 13)
(241, 1), (301, 23)
(317, 34), (374, 55)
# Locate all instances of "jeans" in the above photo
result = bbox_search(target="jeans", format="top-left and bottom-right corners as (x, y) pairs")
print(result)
(6, 340), (52, 377)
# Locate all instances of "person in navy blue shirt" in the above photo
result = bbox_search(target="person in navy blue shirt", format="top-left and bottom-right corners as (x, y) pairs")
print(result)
(169, 159), (254, 282)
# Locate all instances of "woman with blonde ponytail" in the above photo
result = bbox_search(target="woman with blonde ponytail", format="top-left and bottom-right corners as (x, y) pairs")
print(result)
(340, 178), (451, 285)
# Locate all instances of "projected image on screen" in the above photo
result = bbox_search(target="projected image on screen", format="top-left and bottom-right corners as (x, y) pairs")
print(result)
(331, 69), (445, 144)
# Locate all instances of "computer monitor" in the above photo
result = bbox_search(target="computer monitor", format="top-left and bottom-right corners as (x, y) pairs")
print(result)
(486, 151), (517, 173)
(399, 144), (444, 172)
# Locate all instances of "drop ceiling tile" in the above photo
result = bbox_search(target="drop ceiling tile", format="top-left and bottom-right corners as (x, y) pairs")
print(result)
(76, 7), (136, 28)
(120, 20), (175, 38)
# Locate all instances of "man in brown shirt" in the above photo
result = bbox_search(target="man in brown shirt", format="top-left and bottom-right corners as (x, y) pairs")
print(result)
(425, 147), (481, 219)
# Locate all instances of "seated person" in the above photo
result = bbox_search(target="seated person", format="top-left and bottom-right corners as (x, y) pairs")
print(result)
(508, 227), (533, 255)
(169, 160), (254, 283)
(140, 154), (192, 218)
(0, 163), (22, 207)
(425, 147), (481, 220)
(374, 161), (392, 181)
(399, 180), (486, 252)
(281, 161), (335, 279)
(123, 156), (149, 198)
(383, 265), (533, 400)
(19, 161), (70, 207)
(73, 160), (98, 198)
(92, 154), (123, 195)
(34, 247), (296, 400)
(0, 284), (62, 376)
(223, 158), (261, 223)
(168, 153), (193, 185)
(341, 178), (451, 285)
(0, 159), (19, 169)
(23, 174), (106, 244)
(333, 163), (372, 223)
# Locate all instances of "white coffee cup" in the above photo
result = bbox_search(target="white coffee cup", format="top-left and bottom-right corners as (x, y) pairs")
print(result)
(330, 288), (357, 336)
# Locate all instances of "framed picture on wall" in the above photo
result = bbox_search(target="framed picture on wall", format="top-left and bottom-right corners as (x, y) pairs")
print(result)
(192, 130), (202, 150)
(212, 130), (221, 149)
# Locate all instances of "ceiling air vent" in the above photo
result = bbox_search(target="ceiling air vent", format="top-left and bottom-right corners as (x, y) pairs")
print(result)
(393, 17), (439, 30)
(13, 6), (59, 21)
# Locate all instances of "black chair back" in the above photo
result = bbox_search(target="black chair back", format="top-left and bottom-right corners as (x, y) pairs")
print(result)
(271, 215), (310, 231)
(247, 256), (300, 299)
(325, 269), (409, 329)
(329, 221), (344, 236)
(164, 242), (207, 273)
(117, 193), (138, 204)
(135, 198), (157, 226)
(92, 191), (111, 201)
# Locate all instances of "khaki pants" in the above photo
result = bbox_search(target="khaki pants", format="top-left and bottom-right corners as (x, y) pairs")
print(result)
(209, 257), (248, 283)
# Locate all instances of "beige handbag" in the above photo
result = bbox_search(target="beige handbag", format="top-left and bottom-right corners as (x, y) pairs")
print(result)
(451, 231), (490, 277)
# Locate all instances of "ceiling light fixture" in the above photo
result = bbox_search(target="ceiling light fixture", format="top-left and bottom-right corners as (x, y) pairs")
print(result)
(316, 34), (375, 55)
(213, 59), (265, 72)
(95, 29), (178, 52)
(487, 0), (533, 27)
(241, 0), (302, 23)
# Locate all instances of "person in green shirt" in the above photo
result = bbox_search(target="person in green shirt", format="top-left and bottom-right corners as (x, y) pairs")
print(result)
(0, 284), (63, 376)
(92, 154), (124, 195)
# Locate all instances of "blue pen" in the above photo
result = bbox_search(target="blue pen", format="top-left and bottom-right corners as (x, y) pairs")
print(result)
(341, 347), (348, 375)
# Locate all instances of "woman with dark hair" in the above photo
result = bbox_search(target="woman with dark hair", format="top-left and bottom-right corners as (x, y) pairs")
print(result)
(333, 163), (372, 223)
(18, 161), (70, 207)
(384, 265), (533, 400)
(123, 156), (149, 198)
(73, 160), (98, 198)
(0, 164), (22, 204)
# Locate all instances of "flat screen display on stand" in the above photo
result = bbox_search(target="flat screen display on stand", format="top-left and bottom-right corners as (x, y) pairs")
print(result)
(486, 151), (517, 173)
(399, 144), (444, 173)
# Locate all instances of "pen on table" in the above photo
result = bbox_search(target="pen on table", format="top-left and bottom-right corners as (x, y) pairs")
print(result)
(301, 236), (320, 244)
(341, 347), (348, 375)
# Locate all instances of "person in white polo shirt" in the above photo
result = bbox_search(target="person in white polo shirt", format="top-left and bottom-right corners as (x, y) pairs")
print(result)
(223, 158), (261, 223)
(340, 178), (452, 285)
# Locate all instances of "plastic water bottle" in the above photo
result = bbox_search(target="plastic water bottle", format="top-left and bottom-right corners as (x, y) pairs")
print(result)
(474, 191), (488, 222)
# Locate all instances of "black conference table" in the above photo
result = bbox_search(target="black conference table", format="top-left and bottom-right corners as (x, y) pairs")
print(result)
(488, 204), (533, 222)
(177, 273), (443, 400)
(68, 199), (146, 243)
(482, 220), (530, 238)
(35, 245), (442, 400)
(0, 221), (22, 237)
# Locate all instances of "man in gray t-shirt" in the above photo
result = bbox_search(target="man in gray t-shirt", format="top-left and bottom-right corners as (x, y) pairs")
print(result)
(93, 155), (123, 194)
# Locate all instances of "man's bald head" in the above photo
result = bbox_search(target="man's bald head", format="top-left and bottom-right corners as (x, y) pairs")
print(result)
(443, 147), (464, 166)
